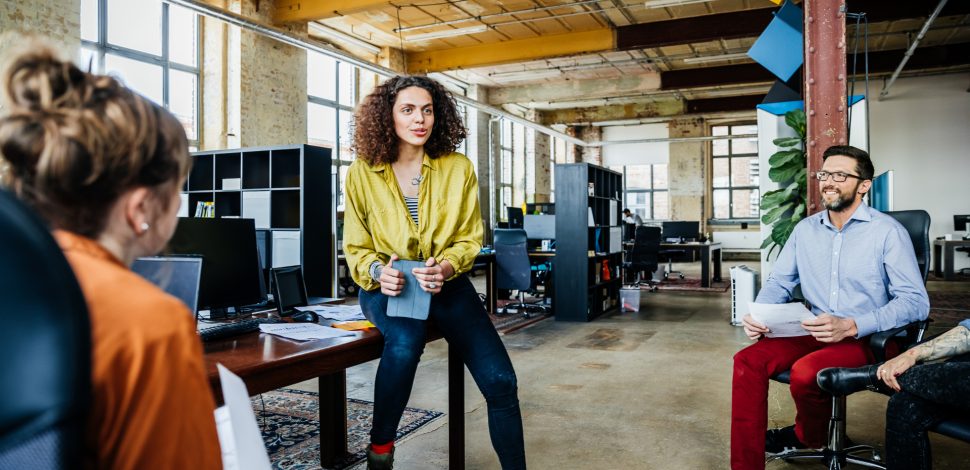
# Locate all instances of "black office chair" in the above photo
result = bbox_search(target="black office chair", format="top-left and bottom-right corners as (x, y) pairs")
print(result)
(494, 228), (550, 317)
(659, 235), (686, 280)
(623, 226), (661, 291)
(767, 209), (931, 469)
(0, 190), (91, 468)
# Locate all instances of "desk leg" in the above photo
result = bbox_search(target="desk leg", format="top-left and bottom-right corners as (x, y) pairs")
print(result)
(700, 247), (711, 288)
(934, 244), (942, 278)
(448, 345), (465, 470)
(319, 371), (348, 467)
(945, 246), (955, 281)
(713, 247), (722, 283)
(487, 259), (497, 316)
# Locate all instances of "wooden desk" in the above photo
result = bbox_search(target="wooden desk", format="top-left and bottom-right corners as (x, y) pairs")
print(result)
(204, 326), (465, 469)
(660, 242), (723, 287)
(933, 239), (970, 280)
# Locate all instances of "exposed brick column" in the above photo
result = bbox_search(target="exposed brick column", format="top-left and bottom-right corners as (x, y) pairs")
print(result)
(668, 118), (706, 231)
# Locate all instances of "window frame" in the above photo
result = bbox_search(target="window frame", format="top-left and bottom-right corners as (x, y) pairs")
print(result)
(307, 57), (357, 212)
(614, 164), (669, 221)
(81, 0), (201, 148)
(710, 122), (760, 224)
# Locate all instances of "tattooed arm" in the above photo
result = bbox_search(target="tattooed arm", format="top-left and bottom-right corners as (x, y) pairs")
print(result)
(877, 323), (970, 391)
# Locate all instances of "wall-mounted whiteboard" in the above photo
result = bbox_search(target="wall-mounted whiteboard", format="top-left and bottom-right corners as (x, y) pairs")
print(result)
(601, 123), (670, 166)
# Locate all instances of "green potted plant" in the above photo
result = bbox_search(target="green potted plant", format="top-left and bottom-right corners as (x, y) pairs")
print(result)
(760, 109), (807, 259)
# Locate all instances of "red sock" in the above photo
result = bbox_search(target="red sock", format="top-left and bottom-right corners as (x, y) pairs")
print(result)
(370, 441), (394, 454)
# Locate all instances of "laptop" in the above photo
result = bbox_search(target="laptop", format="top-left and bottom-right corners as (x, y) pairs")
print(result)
(131, 256), (203, 314)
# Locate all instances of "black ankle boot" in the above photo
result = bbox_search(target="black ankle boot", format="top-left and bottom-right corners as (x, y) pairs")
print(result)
(817, 364), (889, 396)
(367, 447), (394, 470)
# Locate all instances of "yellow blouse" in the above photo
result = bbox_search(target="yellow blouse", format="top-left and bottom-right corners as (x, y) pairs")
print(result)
(343, 152), (483, 291)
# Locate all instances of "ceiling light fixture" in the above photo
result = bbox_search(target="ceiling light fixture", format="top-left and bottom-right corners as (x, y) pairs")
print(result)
(405, 25), (488, 42)
(489, 68), (562, 82)
(308, 22), (381, 55)
(644, 0), (716, 8)
(682, 52), (751, 64)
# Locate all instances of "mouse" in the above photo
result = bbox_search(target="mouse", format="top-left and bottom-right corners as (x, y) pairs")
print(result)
(289, 311), (319, 323)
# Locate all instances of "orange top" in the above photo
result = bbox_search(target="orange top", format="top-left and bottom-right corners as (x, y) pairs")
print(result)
(54, 231), (221, 470)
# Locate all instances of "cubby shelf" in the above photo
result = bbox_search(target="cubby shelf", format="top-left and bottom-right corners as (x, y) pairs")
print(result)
(553, 163), (624, 321)
(181, 144), (335, 298)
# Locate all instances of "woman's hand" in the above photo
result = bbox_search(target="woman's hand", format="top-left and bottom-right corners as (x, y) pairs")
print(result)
(379, 254), (405, 297)
(877, 352), (918, 392)
(412, 257), (454, 295)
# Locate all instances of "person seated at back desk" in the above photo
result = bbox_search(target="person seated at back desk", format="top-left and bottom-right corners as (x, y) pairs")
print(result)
(731, 145), (929, 470)
(623, 208), (643, 226)
(0, 40), (220, 468)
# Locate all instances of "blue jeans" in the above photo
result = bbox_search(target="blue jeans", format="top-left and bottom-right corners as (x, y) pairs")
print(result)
(359, 275), (526, 470)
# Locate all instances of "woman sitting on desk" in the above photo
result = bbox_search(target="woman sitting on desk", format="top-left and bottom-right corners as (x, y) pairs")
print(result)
(0, 40), (220, 468)
(343, 75), (525, 469)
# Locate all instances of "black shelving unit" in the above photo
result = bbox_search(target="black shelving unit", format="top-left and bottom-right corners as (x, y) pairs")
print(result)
(553, 163), (624, 321)
(182, 144), (335, 298)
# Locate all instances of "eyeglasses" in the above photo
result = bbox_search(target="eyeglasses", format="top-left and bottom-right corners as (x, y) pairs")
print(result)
(815, 171), (863, 182)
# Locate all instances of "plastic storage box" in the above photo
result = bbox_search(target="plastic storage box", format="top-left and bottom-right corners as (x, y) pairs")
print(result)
(620, 287), (641, 312)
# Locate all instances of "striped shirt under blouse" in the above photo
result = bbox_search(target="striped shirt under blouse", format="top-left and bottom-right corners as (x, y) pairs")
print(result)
(755, 203), (930, 338)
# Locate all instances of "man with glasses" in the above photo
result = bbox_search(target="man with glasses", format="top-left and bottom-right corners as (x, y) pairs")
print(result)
(730, 145), (929, 469)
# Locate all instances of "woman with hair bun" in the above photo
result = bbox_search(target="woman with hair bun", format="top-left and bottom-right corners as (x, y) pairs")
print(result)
(0, 40), (220, 468)
(343, 75), (526, 469)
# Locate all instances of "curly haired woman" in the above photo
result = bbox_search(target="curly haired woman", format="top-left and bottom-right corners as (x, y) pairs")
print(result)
(343, 75), (526, 470)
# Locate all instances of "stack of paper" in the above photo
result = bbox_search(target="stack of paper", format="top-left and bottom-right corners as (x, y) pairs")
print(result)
(748, 302), (815, 338)
(258, 323), (355, 341)
(295, 304), (365, 321)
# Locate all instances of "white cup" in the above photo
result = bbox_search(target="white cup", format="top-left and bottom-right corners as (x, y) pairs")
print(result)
(944, 233), (953, 241)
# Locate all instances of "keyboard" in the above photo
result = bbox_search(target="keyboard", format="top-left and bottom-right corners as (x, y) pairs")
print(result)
(198, 318), (281, 343)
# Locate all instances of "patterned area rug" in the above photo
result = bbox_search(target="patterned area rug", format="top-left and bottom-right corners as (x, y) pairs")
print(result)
(928, 290), (970, 336)
(252, 389), (444, 470)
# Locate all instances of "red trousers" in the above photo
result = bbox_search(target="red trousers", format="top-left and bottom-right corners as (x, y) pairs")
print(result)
(730, 335), (874, 470)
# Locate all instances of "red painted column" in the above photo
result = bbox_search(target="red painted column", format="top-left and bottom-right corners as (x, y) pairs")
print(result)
(803, 0), (848, 215)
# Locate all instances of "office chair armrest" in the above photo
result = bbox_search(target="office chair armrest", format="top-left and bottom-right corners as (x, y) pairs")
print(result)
(869, 319), (930, 363)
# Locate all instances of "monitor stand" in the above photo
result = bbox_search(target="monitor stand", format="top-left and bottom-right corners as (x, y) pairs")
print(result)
(208, 307), (234, 320)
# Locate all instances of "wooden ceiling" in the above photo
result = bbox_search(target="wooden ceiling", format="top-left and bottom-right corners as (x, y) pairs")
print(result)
(280, 0), (970, 118)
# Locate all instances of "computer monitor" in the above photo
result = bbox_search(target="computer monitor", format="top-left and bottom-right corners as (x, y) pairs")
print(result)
(955, 215), (970, 238)
(662, 221), (700, 242)
(167, 218), (265, 316)
(131, 256), (203, 314)
(524, 214), (556, 240)
(271, 266), (308, 316)
(526, 203), (555, 215)
(507, 207), (524, 228)
(255, 228), (272, 294)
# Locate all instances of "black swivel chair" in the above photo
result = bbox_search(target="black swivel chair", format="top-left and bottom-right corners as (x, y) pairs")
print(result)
(623, 226), (661, 291)
(766, 209), (931, 469)
(494, 228), (550, 317)
(0, 190), (91, 468)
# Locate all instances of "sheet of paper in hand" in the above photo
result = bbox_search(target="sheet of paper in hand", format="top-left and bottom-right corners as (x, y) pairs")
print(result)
(386, 260), (432, 320)
(748, 301), (816, 338)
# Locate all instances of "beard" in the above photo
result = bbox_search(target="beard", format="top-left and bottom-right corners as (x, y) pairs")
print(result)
(821, 182), (861, 212)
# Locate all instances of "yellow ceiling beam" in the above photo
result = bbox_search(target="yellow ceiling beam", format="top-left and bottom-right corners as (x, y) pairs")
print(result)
(274, 0), (390, 23)
(407, 29), (615, 73)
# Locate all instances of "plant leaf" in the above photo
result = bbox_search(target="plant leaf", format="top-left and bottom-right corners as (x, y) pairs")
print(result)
(760, 236), (774, 249)
(785, 110), (807, 137)
(769, 149), (802, 167)
(761, 202), (794, 225)
(772, 137), (802, 148)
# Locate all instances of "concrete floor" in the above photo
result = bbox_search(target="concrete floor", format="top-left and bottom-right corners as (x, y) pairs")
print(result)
(293, 260), (970, 469)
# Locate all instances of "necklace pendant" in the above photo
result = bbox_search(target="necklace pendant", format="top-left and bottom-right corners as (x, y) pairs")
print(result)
(411, 174), (423, 186)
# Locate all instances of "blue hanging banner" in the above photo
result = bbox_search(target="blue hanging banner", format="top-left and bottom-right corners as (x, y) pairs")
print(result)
(756, 95), (866, 116)
(747, 0), (803, 82)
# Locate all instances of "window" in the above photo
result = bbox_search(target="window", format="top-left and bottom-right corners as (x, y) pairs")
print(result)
(549, 136), (568, 200)
(499, 119), (513, 218)
(307, 52), (357, 211)
(611, 165), (669, 220)
(711, 123), (759, 221)
(80, 0), (200, 146)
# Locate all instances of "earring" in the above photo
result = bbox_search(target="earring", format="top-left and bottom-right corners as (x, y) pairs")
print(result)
(140, 222), (150, 234)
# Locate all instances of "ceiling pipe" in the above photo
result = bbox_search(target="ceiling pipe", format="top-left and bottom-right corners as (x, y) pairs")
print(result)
(587, 133), (758, 147)
(879, 0), (949, 100)
(162, 0), (587, 146)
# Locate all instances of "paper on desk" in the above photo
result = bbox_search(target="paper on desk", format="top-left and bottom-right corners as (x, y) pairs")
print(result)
(295, 304), (365, 321)
(214, 364), (272, 470)
(258, 322), (355, 341)
(748, 302), (816, 338)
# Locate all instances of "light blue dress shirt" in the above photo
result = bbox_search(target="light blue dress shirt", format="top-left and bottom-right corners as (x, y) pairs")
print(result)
(756, 204), (929, 337)
(960, 318), (970, 331)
